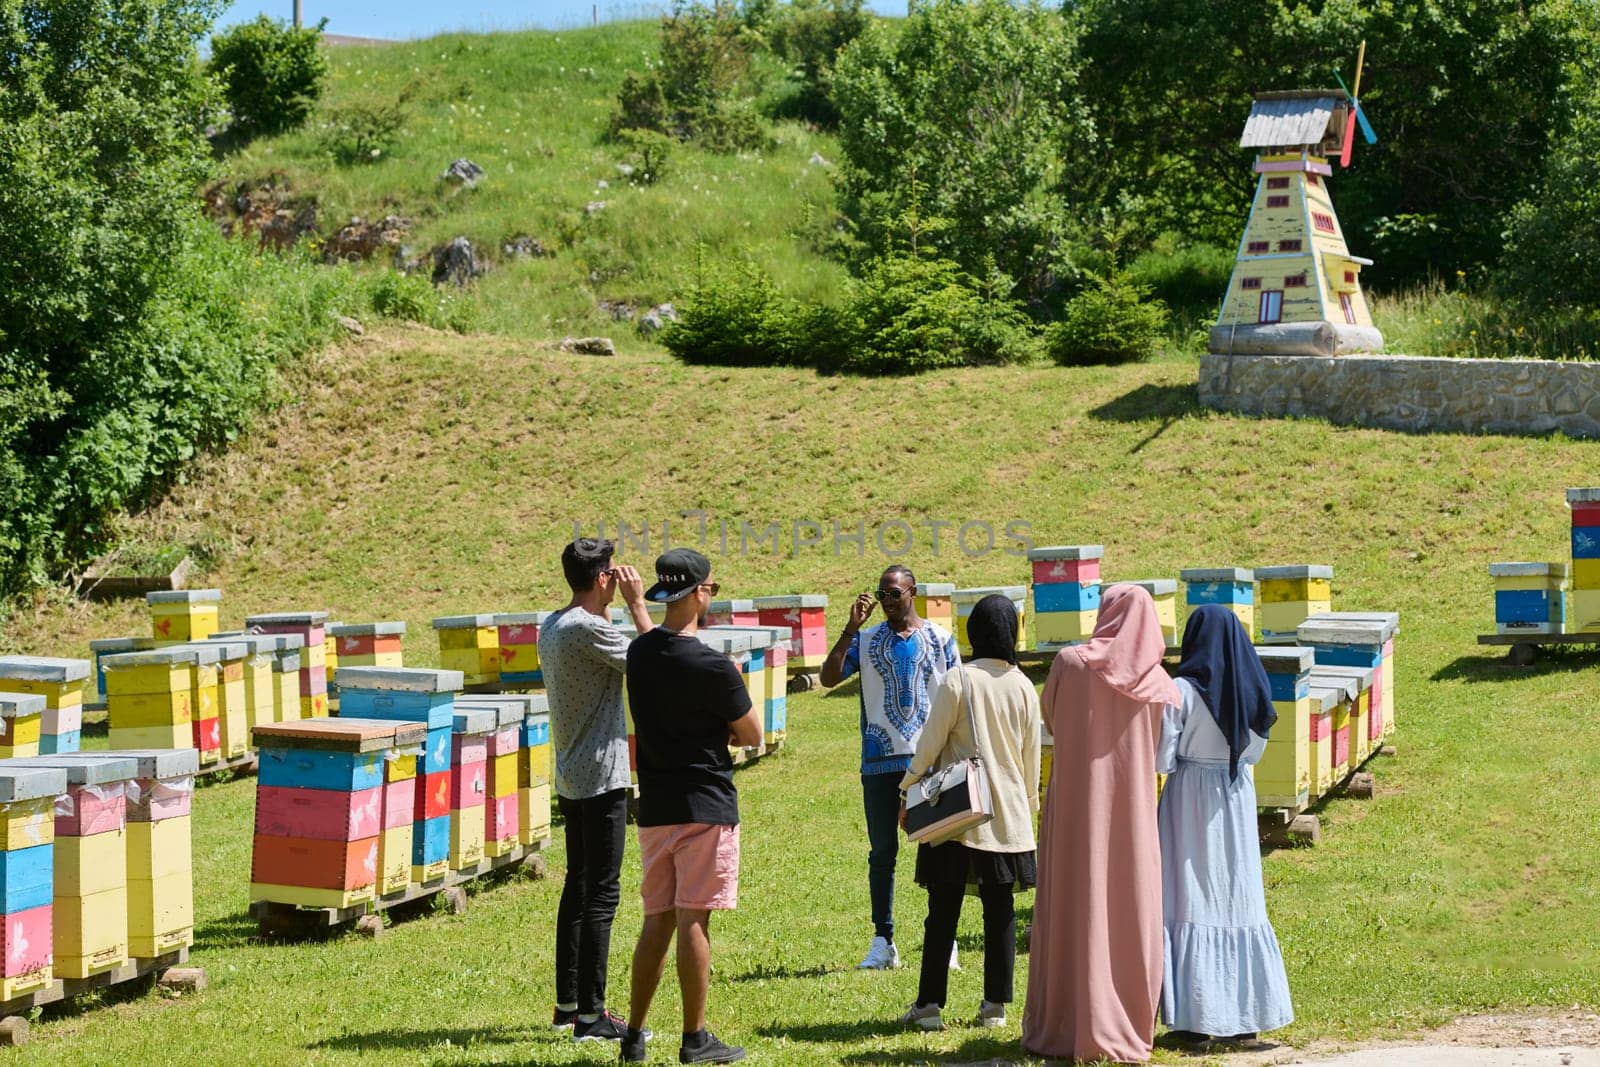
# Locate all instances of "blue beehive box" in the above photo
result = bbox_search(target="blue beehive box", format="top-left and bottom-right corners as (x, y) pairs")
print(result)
(258, 747), (384, 792)
(0, 844), (54, 915)
(1033, 581), (1101, 614)
(413, 814), (449, 866)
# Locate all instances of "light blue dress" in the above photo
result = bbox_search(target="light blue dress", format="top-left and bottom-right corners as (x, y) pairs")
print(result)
(1157, 677), (1294, 1036)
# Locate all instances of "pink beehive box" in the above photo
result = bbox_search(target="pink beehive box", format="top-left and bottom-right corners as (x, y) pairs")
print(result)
(450, 760), (487, 809)
(1031, 557), (1101, 584)
(56, 782), (126, 837)
(254, 785), (383, 841)
(0, 904), (52, 981)
(753, 596), (829, 664)
(381, 779), (416, 830)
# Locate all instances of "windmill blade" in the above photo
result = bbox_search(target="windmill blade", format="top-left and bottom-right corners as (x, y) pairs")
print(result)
(1340, 110), (1358, 167)
(1332, 69), (1378, 146)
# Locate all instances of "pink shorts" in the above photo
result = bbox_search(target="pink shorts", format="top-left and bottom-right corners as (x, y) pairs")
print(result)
(638, 822), (740, 915)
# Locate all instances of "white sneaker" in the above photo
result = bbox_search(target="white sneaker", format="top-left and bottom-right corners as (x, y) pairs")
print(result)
(976, 1000), (1006, 1028)
(899, 1002), (944, 1031)
(857, 935), (900, 970)
(949, 943), (961, 971)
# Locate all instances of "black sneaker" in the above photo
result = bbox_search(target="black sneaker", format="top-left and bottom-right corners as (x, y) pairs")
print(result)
(620, 1028), (648, 1063)
(574, 1010), (630, 1042)
(553, 1007), (579, 1031)
(679, 1030), (745, 1064)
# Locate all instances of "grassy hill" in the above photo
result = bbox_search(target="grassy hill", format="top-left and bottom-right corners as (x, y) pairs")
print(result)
(5, 327), (1600, 1061)
(212, 23), (846, 343)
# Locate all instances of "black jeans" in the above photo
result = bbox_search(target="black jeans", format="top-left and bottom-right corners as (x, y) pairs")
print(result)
(862, 773), (902, 941)
(555, 788), (628, 1013)
(916, 879), (1016, 1009)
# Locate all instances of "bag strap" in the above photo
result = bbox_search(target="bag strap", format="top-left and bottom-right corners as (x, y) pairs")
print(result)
(956, 659), (985, 767)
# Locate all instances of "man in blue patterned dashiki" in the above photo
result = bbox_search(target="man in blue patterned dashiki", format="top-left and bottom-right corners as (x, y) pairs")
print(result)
(821, 564), (960, 971)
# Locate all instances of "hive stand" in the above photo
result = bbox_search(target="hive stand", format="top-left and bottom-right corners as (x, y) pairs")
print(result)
(1475, 631), (1600, 667)
(0, 949), (204, 1047)
(249, 838), (549, 940)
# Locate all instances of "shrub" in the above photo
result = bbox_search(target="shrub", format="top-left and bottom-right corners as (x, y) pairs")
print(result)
(1047, 269), (1169, 366)
(610, 2), (768, 151)
(615, 128), (674, 185)
(830, 0), (1092, 304)
(767, 0), (869, 125)
(1499, 91), (1600, 311)
(660, 264), (818, 367)
(209, 15), (329, 135)
(1127, 236), (1235, 320)
(368, 272), (475, 334)
(321, 98), (408, 165)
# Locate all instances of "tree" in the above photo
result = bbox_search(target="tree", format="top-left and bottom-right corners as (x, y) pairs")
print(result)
(830, 0), (1094, 306)
(209, 15), (329, 135)
(1069, 0), (1596, 285)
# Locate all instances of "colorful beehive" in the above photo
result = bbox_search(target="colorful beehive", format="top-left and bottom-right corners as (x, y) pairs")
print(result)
(329, 622), (406, 669)
(1305, 677), (1355, 799)
(447, 707), (494, 871)
(1255, 565), (1334, 643)
(1181, 568), (1256, 640)
(1568, 488), (1600, 632)
(0, 657), (90, 755)
(268, 640), (303, 723)
(1029, 545), (1103, 647)
(753, 595), (829, 675)
(697, 631), (761, 759)
(913, 583), (956, 634)
(8, 754), (137, 979)
(0, 765), (66, 999)
(102, 646), (207, 755)
(432, 614), (499, 687)
(1254, 647), (1313, 810)
(1298, 611), (1398, 742)
(706, 625), (790, 746)
(952, 586), (1030, 654)
(1123, 581), (1178, 647)
(211, 634), (279, 735)
(493, 612), (548, 687)
(118, 748), (198, 958)
(335, 667), (461, 885)
(250, 719), (422, 909)
(0, 693), (45, 759)
(1310, 663), (1375, 767)
(1488, 562), (1567, 634)
(518, 695), (552, 847)
(244, 611), (331, 718)
(88, 637), (154, 707)
(190, 639), (250, 759)
(147, 589), (221, 646)
(177, 645), (223, 765)
(706, 599), (759, 627)
(457, 697), (529, 859)
(324, 627), (340, 715)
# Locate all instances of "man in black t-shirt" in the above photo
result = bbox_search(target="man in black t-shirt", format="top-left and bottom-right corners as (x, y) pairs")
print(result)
(620, 549), (762, 1065)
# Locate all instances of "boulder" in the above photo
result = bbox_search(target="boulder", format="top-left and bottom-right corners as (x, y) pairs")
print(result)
(325, 215), (409, 264)
(432, 237), (485, 287)
(559, 336), (616, 356)
(599, 300), (635, 322)
(638, 302), (678, 338)
(441, 158), (485, 188)
(336, 315), (365, 336)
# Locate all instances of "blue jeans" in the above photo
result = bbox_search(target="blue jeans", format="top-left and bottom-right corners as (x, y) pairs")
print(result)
(862, 772), (902, 941)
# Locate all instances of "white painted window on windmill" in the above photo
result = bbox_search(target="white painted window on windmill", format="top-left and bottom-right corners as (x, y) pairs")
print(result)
(1340, 293), (1357, 324)
(1259, 290), (1283, 324)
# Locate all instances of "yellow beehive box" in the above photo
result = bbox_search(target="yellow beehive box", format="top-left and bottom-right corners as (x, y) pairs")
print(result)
(109, 724), (192, 750)
(1570, 589), (1600, 633)
(913, 583), (956, 633)
(1034, 611), (1097, 645)
(0, 796), (53, 850)
(126, 819), (191, 881)
(0, 969), (52, 1002)
(104, 660), (188, 697)
(526, 737), (551, 788)
(300, 693), (329, 719)
(1, 677), (86, 709)
(148, 589), (222, 644)
(0, 692), (44, 760)
(109, 689), (194, 728)
(272, 654), (302, 723)
(449, 806), (486, 870)
(411, 858), (448, 885)
(54, 885), (130, 978)
(1255, 697), (1311, 809)
(56, 829), (128, 896)
(127, 872), (194, 950)
(376, 823), (412, 896)
(1572, 558), (1600, 589)
(1039, 725), (1054, 809)
(519, 783), (552, 846)
(242, 656), (275, 732)
(433, 615), (500, 683)
(249, 882), (375, 909)
(491, 752), (517, 798)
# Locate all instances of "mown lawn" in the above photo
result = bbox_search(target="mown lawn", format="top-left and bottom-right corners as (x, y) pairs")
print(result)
(5, 332), (1600, 1063)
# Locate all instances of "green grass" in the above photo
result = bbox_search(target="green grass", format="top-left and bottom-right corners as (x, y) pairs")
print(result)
(217, 24), (847, 343)
(6, 330), (1600, 1061)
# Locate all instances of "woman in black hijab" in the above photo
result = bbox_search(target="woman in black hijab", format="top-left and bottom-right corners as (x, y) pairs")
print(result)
(894, 595), (1041, 1031)
(1156, 605), (1294, 1048)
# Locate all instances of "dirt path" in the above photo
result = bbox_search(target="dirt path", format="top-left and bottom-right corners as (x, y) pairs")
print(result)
(1233, 1011), (1600, 1066)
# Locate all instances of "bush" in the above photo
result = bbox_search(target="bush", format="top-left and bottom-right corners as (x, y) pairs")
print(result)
(367, 272), (475, 334)
(660, 263), (818, 367)
(1127, 236), (1235, 320)
(1047, 269), (1169, 366)
(209, 15), (329, 135)
(615, 128), (674, 185)
(767, 0), (869, 124)
(610, 2), (768, 151)
(1499, 90), (1600, 311)
(321, 98), (408, 165)
(830, 0), (1092, 305)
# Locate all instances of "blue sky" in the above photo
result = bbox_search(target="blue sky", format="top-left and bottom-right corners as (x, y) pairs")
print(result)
(216, 0), (908, 40)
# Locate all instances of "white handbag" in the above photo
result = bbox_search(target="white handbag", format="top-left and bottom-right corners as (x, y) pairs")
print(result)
(904, 664), (993, 846)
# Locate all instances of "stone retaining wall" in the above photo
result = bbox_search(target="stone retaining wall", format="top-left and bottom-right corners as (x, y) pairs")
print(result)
(1198, 353), (1600, 439)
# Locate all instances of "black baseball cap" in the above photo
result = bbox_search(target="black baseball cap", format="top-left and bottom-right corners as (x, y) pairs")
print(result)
(645, 548), (712, 603)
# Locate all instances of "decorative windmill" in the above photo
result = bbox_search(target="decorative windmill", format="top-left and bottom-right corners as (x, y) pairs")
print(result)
(1209, 44), (1384, 357)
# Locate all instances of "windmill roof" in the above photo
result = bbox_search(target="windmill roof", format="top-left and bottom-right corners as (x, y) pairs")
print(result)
(1240, 92), (1341, 148)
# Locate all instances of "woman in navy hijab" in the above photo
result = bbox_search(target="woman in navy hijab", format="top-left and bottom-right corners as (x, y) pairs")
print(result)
(1156, 605), (1293, 1050)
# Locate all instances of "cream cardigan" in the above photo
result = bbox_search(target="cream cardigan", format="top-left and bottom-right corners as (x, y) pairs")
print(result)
(900, 659), (1041, 854)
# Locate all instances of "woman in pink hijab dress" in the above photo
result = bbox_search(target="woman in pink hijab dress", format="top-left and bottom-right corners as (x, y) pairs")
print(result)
(1022, 584), (1179, 1064)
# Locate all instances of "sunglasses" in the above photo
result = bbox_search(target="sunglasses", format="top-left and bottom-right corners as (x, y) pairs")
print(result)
(873, 588), (907, 602)
(699, 582), (721, 597)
